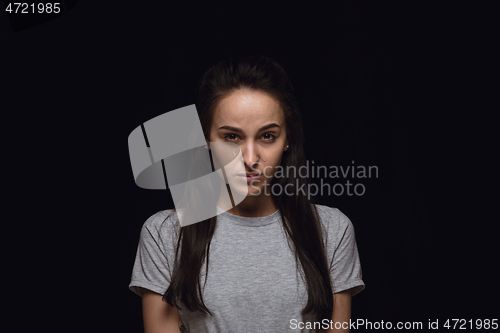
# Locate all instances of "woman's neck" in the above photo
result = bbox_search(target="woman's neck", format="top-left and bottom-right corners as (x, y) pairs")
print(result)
(225, 194), (277, 218)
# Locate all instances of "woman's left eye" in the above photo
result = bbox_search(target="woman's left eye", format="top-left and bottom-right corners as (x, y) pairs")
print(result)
(262, 133), (276, 141)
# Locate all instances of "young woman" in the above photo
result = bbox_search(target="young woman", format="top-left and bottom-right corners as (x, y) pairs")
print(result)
(129, 54), (365, 333)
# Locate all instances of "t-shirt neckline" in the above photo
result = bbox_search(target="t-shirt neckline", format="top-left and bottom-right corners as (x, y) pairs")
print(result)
(216, 206), (280, 227)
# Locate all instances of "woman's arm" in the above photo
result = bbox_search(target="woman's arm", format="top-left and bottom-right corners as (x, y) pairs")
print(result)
(320, 289), (352, 333)
(141, 289), (187, 333)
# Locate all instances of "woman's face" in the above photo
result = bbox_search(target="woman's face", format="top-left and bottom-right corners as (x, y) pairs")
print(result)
(209, 89), (288, 197)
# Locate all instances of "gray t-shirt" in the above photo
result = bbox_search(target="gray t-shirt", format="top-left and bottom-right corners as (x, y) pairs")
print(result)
(129, 204), (365, 332)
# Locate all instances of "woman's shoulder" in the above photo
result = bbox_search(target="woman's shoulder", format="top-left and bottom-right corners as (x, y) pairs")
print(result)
(313, 203), (354, 234)
(140, 208), (181, 239)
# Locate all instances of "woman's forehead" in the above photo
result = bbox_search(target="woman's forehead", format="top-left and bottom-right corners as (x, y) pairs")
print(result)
(213, 90), (285, 128)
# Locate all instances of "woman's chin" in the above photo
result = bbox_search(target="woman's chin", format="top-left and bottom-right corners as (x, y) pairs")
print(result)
(228, 182), (264, 197)
(246, 184), (266, 197)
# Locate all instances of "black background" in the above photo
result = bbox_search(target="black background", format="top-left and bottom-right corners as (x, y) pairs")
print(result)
(2, 2), (497, 332)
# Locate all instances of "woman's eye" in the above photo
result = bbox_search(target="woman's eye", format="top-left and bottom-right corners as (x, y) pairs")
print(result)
(225, 134), (239, 141)
(262, 133), (276, 141)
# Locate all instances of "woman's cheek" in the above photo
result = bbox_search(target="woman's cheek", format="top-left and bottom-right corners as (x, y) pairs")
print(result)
(264, 163), (281, 181)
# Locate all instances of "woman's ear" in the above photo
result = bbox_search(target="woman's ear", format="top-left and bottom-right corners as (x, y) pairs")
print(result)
(205, 140), (211, 150)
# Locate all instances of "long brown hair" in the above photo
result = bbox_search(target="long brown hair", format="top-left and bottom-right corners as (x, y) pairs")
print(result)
(163, 54), (334, 321)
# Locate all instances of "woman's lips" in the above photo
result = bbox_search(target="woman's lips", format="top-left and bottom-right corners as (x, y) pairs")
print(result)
(236, 173), (262, 183)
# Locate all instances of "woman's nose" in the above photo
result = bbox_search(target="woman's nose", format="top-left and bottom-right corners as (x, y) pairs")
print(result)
(241, 142), (260, 168)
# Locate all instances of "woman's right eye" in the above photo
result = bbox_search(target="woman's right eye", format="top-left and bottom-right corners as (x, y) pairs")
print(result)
(225, 134), (239, 141)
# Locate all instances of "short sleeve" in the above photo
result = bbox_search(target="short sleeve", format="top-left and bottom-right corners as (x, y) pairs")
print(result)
(317, 205), (366, 297)
(129, 210), (179, 297)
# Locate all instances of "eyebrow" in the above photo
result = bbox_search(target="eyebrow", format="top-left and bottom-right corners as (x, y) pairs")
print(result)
(218, 123), (281, 133)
